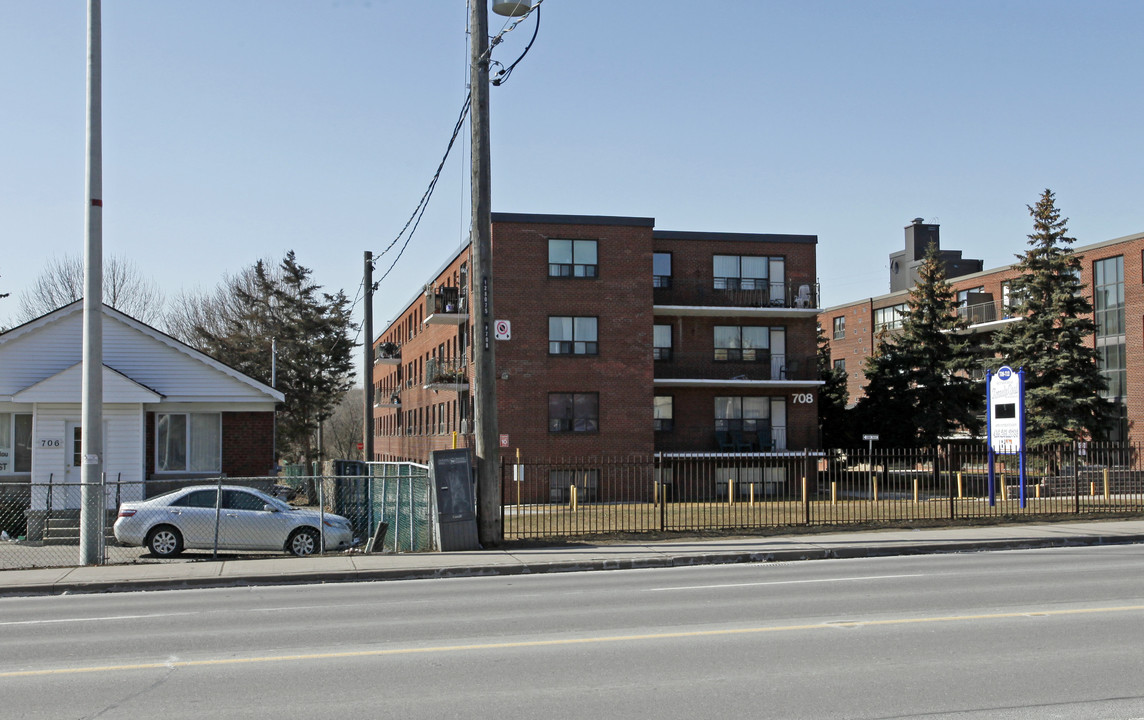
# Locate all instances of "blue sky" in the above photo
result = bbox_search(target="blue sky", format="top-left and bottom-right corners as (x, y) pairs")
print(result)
(2, 1), (1142, 349)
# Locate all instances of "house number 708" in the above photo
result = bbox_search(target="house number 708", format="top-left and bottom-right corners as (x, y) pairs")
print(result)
(792, 393), (815, 404)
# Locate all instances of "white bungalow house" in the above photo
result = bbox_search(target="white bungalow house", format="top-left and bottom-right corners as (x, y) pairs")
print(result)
(0, 301), (284, 541)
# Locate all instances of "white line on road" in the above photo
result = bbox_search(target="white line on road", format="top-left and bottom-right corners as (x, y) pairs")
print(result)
(645, 574), (925, 591)
(0, 612), (198, 627)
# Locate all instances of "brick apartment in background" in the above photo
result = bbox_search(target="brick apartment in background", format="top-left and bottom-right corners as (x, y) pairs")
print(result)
(821, 220), (1144, 443)
(371, 213), (823, 465)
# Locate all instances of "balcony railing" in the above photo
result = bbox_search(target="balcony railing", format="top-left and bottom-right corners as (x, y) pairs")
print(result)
(374, 342), (401, 365)
(653, 350), (818, 382)
(654, 278), (819, 310)
(424, 356), (469, 390)
(654, 421), (808, 454)
(956, 300), (1017, 327)
(424, 285), (469, 324)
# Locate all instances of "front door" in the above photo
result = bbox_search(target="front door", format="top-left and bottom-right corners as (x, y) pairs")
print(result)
(63, 421), (84, 510)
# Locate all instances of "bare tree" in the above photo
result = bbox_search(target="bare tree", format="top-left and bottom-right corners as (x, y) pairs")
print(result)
(17, 254), (165, 324)
(165, 260), (281, 345)
(321, 387), (364, 462)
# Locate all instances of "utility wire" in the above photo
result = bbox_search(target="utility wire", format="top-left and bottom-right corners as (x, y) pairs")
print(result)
(491, 3), (541, 86)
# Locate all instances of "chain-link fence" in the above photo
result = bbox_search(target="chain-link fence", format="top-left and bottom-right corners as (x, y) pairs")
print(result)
(1, 464), (434, 570)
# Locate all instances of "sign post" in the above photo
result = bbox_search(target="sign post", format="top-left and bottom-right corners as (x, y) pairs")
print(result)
(987, 366), (1026, 508)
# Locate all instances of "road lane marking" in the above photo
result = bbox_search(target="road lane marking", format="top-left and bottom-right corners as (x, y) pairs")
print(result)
(4, 603), (1143, 678)
(0, 612), (197, 627)
(645, 573), (925, 591)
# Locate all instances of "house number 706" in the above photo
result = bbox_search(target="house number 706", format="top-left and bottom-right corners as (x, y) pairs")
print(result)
(40, 439), (62, 448)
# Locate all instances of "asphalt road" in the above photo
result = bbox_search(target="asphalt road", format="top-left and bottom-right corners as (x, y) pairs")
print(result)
(3, 544), (1144, 719)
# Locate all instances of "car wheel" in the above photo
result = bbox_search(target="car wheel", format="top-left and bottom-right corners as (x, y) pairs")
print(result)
(287, 527), (319, 557)
(146, 526), (183, 558)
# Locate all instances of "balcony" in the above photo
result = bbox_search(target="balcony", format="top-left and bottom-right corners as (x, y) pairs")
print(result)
(654, 278), (820, 317)
(424, 285), (469, 326)
(653, 350), (821, 387)
(954, 299), (1020, 333)
(655, 421), (809, 455)
(374, 342), (401, 365)
(424, 356), (469, 391)
(375, 387), (402, 408)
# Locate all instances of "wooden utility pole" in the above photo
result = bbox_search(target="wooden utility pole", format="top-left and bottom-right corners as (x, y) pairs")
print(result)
(362, 251), (374, 464)
(470, 0), (501, 546)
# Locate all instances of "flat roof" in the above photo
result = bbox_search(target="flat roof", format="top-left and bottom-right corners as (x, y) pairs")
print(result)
(654, 230), (817, 245)
(491, 212), (655, 227)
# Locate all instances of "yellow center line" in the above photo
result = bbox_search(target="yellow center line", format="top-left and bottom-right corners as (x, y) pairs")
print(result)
(4, 604), (1143, 679)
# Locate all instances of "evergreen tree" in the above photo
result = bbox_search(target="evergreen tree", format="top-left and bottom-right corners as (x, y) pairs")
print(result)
(817, 322), (854, 447)
(988, 190), (1111, 445)
(857, 242), (982, 447)
(186, 251), (357, 465)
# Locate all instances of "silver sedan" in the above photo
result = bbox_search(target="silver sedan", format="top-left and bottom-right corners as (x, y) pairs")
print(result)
(114, 485), (354, 557)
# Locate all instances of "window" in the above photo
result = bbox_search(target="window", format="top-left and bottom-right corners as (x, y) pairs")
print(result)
(549, 316), (598, 355)
(1093, 256), (1126, 441)
(833, 358), (846, 373)
(956, 287), (985, 307)
(549, 239), (598, 278)
(654, 396), (674, 432)
(156, 413), (221, 473)
(653, 324), (672, 361)
(0, 413), (32, 474)
(713, 255), (785, 298)
(223, 489), (267, 511)
(832, 316), (845, 339)
(653, 252), (672, 288)
(873, 303), (908, 331)
(714, 326), (778, 362)
(171, 489), (218, 508)
(549, 393), (599, 433)
(714, 396), (788, 450)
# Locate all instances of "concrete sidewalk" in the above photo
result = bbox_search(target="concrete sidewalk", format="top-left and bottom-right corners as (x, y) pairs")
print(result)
(3, 519), (1144, 597)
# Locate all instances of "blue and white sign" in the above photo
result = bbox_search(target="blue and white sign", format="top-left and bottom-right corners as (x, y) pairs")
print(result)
(987, 366), (1023, 453)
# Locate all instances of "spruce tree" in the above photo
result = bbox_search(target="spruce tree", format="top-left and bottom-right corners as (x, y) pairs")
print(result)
(817, 322), (854, 447)
(857, 242), (981, 448)
(988, 190), (1110, 445)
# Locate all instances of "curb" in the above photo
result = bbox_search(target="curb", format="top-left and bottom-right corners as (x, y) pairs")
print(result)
(5, 532), (1144, 598)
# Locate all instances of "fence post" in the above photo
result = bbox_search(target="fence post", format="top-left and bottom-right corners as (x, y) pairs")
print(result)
(657, 453), (666, 533)
(1073, 442), (1080, 514)
(212, 476), (223, 559)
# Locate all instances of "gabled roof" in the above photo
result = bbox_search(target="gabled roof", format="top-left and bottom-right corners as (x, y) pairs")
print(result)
(13, 363), (164, 403)
(0, 300), (284, 403)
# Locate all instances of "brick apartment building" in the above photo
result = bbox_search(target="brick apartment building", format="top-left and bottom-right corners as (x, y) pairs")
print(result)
(371, 212), (823, 464)
(820, 221), (1144, 443)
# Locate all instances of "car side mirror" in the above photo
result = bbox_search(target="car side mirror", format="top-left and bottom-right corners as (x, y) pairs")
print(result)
(263, 504), (279, 513)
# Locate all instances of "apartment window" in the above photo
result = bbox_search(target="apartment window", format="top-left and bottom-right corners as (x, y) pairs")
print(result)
(832, 316), (845, 340)
(873, 303), (908, 331)
(549, 239), (598, 278)
(549, 316), (598, 355)
(549, 393), (599, 433)
(834, 358), (846, 373)
(0, 413), (32, 474)
(714, 326), (780, 362)
(654, 396), (674, 432)
(956, 287), (985, 307)
(156, 413), (221, 473)
(713, 255), (785, 297)
(653, 252), (672, 288)
(1094, 256), (1126, 441)
(653, 324), (672, 361)
(715, 396), (787, 450)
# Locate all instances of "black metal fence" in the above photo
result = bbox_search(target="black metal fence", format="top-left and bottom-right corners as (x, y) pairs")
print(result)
(501, 443), (1144, 540)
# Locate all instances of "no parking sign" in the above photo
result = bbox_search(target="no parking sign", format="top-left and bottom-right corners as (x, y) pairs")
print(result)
(494, 320), (511, 340)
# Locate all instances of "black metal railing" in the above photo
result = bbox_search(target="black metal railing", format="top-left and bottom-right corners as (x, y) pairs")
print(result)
(654, 278), (820, 310)
(653, 350), (817, 381)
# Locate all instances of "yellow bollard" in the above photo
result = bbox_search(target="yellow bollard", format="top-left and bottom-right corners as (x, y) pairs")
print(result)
(1090, 481), (1096, 497)
(1001, 471), (1008, 501)
(801, 477), (807, 504)
(749, 484), (755, 506)
(1104, 468), (1110, 500)
(570, 484), (578, 512)
(654, 480), (659, 506)
(452, 431), (458, 450)
(728, 477), (735, 505)
(957, 471), (963, 499)
(831, 480), (837, 505)
(1035, 483), (1041, 499)
(873, 476), (879, 503)
(913, 477), (919, 505)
